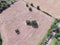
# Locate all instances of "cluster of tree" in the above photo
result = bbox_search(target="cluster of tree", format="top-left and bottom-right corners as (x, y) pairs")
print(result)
(26, 20), (38, 28)
(0, 0), (16, 13)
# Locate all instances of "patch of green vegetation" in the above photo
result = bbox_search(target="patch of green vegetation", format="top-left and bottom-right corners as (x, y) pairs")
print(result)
(26, 20), (31, 25)
(26, 20), (38, 26)
(50, 18), (60, 29)
(0, 0), (16, 13)
(47, 19), (58, 37)
(39, 34), (47, 45)
(50, 38), (58, 45)
(26, 20), (38, 28)
(6, 0), (16, 5)
(31, 20), (37, 26)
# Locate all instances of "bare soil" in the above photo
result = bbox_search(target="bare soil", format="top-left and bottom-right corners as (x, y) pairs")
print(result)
(0, 0), (57, 45)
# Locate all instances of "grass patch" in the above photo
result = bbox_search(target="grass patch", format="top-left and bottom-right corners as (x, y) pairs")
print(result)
(39, 35), (47, 45)
(50, 38), (58, 45)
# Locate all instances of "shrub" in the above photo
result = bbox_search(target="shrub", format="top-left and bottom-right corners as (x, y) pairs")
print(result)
(37, 6), (40, 10)
(26, 20), (38, 28)
(31, 20), (38, 28)
(26, 4), (29, 7)
(30, 3), (34, 7)
(15, 29), (20, 34)
(29, 7), (32, 12)
(55, 34), (58, 39)
(55, 33), (60, 39)
(31, 20), (37, 26)
(47, 29), (52, 37)
(26, 20), (31, 25)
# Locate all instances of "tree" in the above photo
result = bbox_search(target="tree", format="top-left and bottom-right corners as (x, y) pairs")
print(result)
(31, 20), (38, 28)
(26, 20), (31, 25)
(0, 0), (16, 13)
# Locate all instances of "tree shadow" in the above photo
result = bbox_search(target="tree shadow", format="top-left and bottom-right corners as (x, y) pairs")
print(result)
(32, 23), (39, 28)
